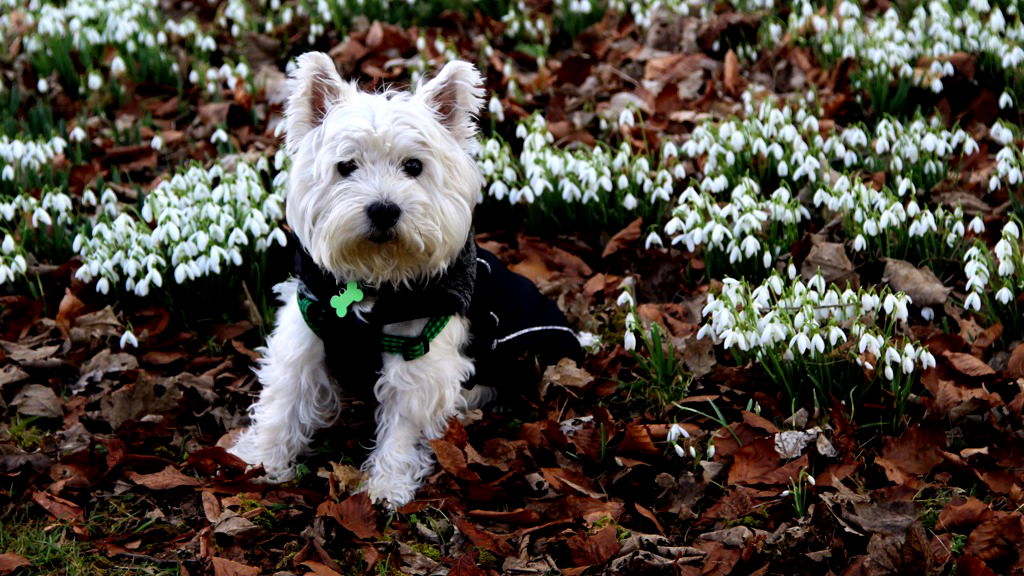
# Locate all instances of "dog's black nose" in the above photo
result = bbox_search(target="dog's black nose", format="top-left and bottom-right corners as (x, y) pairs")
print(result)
(366, 201), (401, 231)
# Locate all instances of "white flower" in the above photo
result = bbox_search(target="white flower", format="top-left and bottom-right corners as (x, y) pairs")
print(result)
(1000, 92), (1014, 110)
(964, 292), (981, 311)
(616, 291), (635, 308)
(69, 126), (87, 143)
(1, 235), (14, 254)
(645, 232), (664, 249)
(828, 326), (846, 347)
(668, 423), (690, 443)
(120, 329), (139, 349)
(674, 444), (686, 458)
(969, 216), (985, 234)
(37, 78), (49, 93)
(151, 135), (163, 151)
(810, 333), (825, 354)
(110, 56), (127, 77)
(488, 96), (505, 122)
(921, 307), (934, 321)
(211, 129), (229, 144)
(622, 193), (638, 210)
(1005, 221), (1020, 239)
(624, 330), (637, 351)
(996, 286), (1013, 305)
(88, 72), (102, 91)
(618, 107), (635, 127)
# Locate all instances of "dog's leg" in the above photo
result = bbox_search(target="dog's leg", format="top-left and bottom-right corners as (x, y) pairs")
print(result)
(362, 316), (474, 506)
(230, 281), (338, 481)
(461, 384), (498, 410)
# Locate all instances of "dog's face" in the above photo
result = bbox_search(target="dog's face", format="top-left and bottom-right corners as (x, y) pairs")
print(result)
(284, 53), (484, 286)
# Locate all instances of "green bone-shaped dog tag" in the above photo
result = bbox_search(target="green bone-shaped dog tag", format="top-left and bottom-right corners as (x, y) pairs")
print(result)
(329, 281), (364, 318)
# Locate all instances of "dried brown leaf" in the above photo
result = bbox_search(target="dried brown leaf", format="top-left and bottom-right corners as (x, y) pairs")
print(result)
(431, 439), (479, 482)
(55, 288), (85, 330)
(938, 497), (993, 533)
(1007, 343), (1024, 378)
(454, 517), (513, 556)
(211, 557), (259, 576)
(882, 259), (951, 307)
(128, 466), (199, 490)
(12, 384), (61, 418)
(214, 513), (261, 540)
(875, 426), (945, 487)
(602, 218), (642, 258)
(965, 514), (1023, 563)
(723, 49), (741, 96)
(942, 351), (995, 377)
(31, 490), (84, 524)
(567, 525), (620, 566)
(300, 561), (344, 576)
(318, 492), (379, 539)
(801, 242), (856, 286)
(0, 553), (32, 575)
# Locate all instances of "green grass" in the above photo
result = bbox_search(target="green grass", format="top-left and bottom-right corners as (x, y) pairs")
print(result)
(0, 505), (179, 576)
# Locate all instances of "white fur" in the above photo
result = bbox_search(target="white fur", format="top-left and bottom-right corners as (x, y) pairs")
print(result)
(230, 54), (489, 506)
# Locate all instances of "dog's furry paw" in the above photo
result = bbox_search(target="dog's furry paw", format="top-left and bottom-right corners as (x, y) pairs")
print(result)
(363, 475), (417, 508)
(228, 431), (297, 483)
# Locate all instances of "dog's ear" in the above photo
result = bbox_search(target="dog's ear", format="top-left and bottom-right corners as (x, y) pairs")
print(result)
(285, 52), (353, 154)
(417, 61), (485, 150)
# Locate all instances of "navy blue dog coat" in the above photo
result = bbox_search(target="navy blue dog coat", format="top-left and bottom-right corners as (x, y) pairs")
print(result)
(292, 234), (583, 397)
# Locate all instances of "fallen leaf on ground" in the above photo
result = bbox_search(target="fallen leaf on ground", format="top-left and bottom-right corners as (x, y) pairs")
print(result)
(211, 556), (259, 576)
(0, 554), (32, 575)
(882, 258), (951, 307)
(11, 384), (61, 418)
(128, 466), (200, 489)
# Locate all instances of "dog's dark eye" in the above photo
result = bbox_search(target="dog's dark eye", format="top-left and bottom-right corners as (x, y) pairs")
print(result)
(402, 158), (423, 177)
(337, 160), (357, 177)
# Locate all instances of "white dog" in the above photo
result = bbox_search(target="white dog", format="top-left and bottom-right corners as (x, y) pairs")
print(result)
(230, 53), (580, 506)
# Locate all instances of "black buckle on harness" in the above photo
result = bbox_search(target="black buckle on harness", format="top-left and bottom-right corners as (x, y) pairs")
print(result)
(400, 335), (429, 361)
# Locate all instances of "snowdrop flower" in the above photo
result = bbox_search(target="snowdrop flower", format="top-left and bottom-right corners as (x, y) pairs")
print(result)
(964, 292), (981, 311)
(151, 135), (163, 151)
(624, 330), (637, 351)
(616, 290), (634, 308)
(668, 423), (690, 443)
(622, 193), (638, 210)
(210, 129), (229, 144)
(645, 232), (664, 249)
(618, 107), (635, 127)
(37, 78), (49, 93)
(921, 307), (934, 321)
(969, 216), (985, 234)
(828, 326), (846, 347)
(1, 235), (14, 254)
(69, 126), (87, 143)
(996, 286), (1013, 305)
(1005, 221), (1020, 239)
(85, 71), (101, 90)
(110, 56), (127, 77)
(674, 444), (686, 458)
(120, 329), (139, 349)
(488, 96), (505, 122)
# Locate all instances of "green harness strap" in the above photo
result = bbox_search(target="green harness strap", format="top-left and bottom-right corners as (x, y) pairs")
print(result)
(298, 288), (450, 362)
(380, 315), (451, 361)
